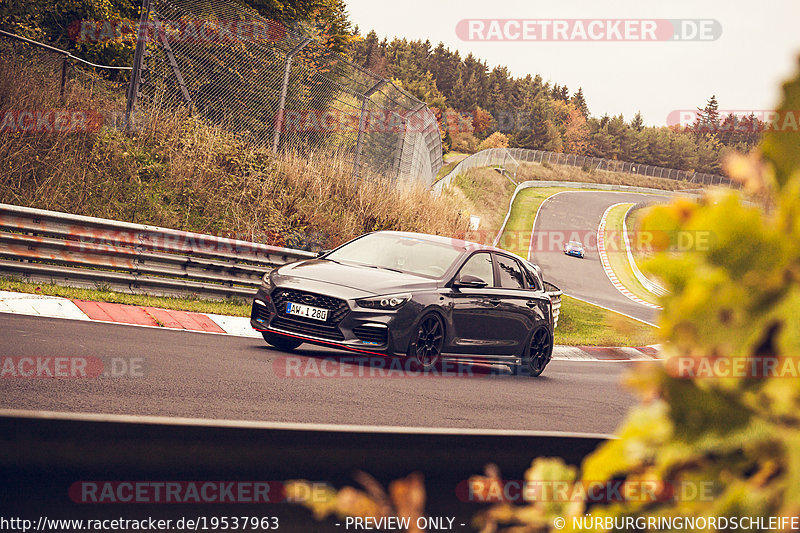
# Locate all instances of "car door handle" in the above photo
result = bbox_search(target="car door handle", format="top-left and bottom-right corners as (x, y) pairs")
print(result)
(488, 298), (501, 306)
(526, 300), (538, 308)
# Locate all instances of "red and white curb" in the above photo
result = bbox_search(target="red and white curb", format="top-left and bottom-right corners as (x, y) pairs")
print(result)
(0, 291), (660, 362)
(597, 204), (662, 310)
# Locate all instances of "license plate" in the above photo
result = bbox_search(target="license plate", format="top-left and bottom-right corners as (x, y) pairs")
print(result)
(285, 301), (328, 322)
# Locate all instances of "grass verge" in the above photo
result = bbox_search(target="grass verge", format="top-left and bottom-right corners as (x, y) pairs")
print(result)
(0, 277), (252, 317)
(556, 295), (657, 346)
(434, 159), (460, 182)
(452, 167), (517, 240)
(603, 203), (661, 305)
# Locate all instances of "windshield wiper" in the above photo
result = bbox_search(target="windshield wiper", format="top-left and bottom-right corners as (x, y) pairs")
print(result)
(376, 265), (404, 273)
(360, 263), (404, 273)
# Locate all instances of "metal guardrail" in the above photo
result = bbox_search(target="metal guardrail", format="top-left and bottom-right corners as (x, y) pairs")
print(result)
(622, 203), (669, 297)
(543, 281), (562, 330)
(0, 202), (563, 326)
(0, 203), (315, 299)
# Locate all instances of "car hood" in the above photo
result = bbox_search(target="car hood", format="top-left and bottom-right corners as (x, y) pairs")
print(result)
(275, 259), (440, 296)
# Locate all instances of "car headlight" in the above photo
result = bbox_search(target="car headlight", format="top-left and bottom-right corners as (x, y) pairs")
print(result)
(261, 272), (273, 291)
(356, 293), (411, 310)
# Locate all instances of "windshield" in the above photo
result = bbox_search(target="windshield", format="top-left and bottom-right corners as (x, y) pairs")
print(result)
(325, 233), (464, 278)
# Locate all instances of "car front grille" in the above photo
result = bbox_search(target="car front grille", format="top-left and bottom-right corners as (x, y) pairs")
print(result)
(270, 288), (349, 341)
(353, 325), (388, 346)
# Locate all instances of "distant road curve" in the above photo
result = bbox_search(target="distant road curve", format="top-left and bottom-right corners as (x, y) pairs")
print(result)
(529, 190), (671, 325)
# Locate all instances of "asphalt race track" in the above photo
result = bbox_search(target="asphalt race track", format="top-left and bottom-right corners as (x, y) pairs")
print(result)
(531, 190), (671, 324)
(0, 314), (642, 435)
(0, 189), (672, 435)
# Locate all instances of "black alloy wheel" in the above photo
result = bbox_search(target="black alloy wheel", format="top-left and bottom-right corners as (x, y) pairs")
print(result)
(526, 328), (552, 377)
(409, 313), (444, 370)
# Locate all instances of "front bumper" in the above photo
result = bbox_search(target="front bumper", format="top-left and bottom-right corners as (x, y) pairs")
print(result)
(250, 286), (417, 357)
(565, 250), (585, 258)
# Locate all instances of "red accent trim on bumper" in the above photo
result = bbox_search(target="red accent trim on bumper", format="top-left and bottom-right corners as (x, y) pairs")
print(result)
(253, 328), (389, 357)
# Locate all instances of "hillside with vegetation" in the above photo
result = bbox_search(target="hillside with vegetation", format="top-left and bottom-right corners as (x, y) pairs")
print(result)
(0, 48), (467, 250)
(349, 31), (763, 174)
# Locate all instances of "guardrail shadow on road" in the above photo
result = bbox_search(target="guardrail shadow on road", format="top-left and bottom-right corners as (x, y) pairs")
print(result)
(1, 411), (607, 532)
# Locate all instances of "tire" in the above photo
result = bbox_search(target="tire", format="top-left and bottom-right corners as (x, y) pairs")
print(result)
(262, 332), (303, 352)
(519, 327), (552, 377)
(407, 313), (445, 370)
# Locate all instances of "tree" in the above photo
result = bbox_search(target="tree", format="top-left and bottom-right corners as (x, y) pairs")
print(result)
(428, 43), (461, 97)
(694, 94), (720, 135)
(570, 88), (589, 118)
(471, 106), (494, 138)
(512, 97), (562, 152)
(350, 29), (386, 75)
(631, 111), (644, 132)
(564, 107), (590, 154)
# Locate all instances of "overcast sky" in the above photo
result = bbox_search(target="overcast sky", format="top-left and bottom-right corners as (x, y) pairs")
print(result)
(344, 0), (800, 126)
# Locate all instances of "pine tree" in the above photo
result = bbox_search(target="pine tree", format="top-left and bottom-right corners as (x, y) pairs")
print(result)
(631, 111), (644, 132)
(571, 88), (589, 118)
(695, 95), (720, 135)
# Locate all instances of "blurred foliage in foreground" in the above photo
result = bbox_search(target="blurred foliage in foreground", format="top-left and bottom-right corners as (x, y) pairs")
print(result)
(475, 57), (800, 533)
(287, 58), (800, 532)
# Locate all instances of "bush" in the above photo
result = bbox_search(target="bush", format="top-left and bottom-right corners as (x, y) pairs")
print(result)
(478, 131), (509, 151)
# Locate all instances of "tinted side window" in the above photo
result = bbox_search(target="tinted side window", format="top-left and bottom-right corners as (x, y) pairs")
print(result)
(496, 254), (525, 289)
(458, 253), (494, 287)
(523, 265), (540, 290)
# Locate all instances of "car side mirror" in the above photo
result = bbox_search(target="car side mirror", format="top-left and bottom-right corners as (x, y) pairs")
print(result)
(316, 249), (331, 257)
(453, 274), (489, 289)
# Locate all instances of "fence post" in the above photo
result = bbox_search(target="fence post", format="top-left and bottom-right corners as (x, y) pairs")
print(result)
(125, 0), (152, 130)
(152, 15), (193, 110)
(59, 56), (69, 99)
(271, 37), (312, 152)
(352, 79), (388, 179)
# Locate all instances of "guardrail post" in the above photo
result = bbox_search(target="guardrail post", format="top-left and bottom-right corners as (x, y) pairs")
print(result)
(271, 37), (312, 152)
(125, 0), (152, 130)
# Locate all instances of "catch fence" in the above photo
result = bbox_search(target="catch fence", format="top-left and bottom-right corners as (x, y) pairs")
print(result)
(130, 0), (442, 185)
(433, 147), (734, 195)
